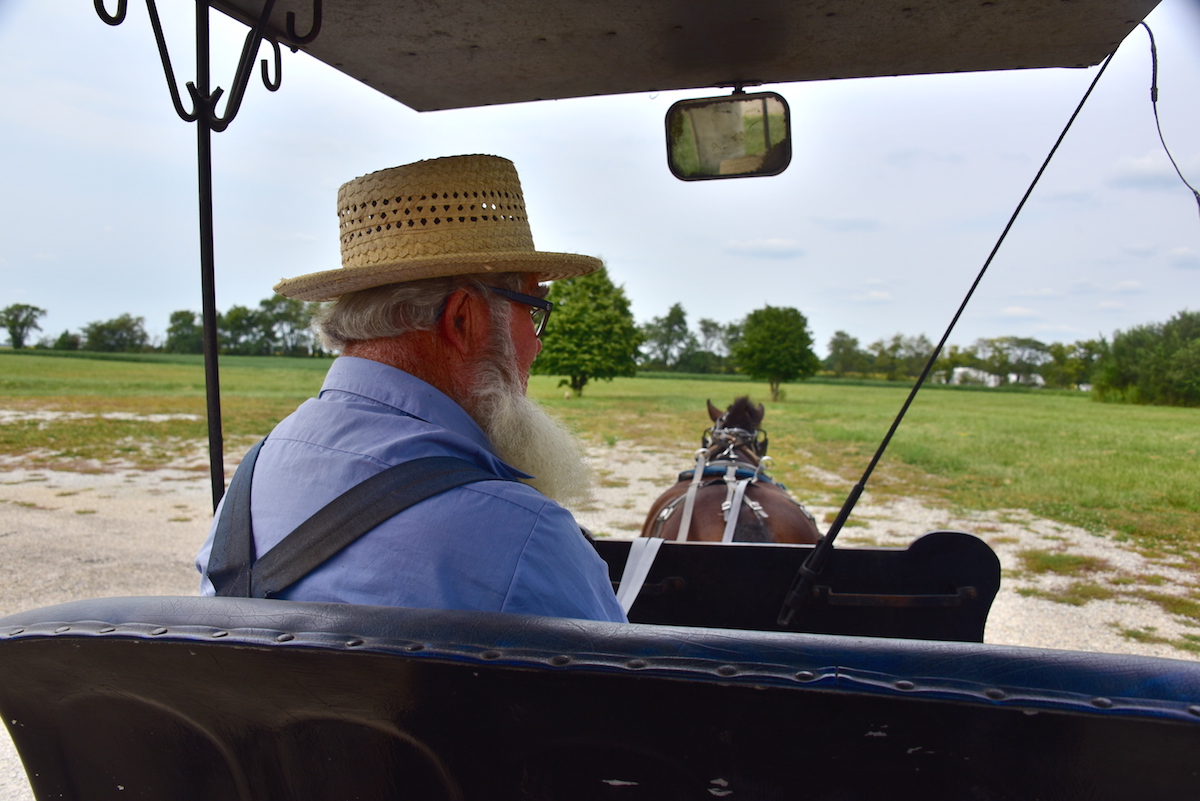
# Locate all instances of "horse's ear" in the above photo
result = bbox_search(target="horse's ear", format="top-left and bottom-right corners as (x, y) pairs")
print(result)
(707, 399), (722, 422)
(756, 403), (765, 423)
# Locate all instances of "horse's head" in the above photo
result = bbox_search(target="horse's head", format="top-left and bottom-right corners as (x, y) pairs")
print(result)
(704, 397), (768, 461)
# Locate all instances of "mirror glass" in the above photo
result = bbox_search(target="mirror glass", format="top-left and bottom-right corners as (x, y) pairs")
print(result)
(666, 92), (791, 181)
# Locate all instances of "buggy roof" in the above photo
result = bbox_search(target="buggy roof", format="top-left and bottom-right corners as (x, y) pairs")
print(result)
(210, 0), (1161, 112)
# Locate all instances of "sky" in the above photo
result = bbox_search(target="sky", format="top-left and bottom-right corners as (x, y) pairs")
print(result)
(1, 1), (1198, 357)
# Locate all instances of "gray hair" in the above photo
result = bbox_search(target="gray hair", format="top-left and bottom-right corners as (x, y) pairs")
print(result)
(312, 273), (526, 351)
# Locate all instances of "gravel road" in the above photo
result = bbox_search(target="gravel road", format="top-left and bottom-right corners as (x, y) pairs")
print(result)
(3, 440), (1197, 798)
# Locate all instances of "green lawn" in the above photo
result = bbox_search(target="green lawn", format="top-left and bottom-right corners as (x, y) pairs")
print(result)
(2, 352), (1198, 558)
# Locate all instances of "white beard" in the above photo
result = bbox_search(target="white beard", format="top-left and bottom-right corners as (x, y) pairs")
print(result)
(462, 323), (593, 506)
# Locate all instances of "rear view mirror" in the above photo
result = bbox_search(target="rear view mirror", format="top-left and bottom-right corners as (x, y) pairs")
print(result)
(666, 91), (792, 181)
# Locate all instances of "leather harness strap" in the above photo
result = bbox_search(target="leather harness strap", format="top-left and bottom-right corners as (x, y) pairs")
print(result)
(207, 439), (511, 599)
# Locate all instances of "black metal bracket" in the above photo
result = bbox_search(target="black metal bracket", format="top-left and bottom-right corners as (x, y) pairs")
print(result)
(91, 0), (322, 511)
(94, 0), (320, 130)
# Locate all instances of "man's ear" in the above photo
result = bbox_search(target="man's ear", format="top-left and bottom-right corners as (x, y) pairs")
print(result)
(438, 287), (491, 356)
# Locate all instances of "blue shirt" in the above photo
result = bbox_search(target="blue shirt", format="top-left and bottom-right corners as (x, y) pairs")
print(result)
(195, 356), (626, 622)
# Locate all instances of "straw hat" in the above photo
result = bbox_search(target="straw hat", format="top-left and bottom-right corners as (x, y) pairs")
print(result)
(273, 155), (601, 301)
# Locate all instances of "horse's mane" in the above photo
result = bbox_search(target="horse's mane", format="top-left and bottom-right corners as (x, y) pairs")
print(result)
(722, 396), (763, 430)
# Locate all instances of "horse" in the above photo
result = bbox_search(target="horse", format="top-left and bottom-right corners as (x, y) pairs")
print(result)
(639, 397), (822, 544)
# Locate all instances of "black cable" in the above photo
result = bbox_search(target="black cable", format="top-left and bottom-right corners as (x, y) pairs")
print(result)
(1141, 22), (1200, 222)
(777, 48), (1122, 627)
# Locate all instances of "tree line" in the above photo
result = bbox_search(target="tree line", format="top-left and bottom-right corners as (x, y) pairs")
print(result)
(5, 293), (1195, 407)
(824, 331), (1103, 389)
(1, 297), (327, 357)
(824, 311), (1200, 407)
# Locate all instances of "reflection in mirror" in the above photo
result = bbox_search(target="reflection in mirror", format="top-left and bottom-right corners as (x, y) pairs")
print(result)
(666, 92), (791, 181)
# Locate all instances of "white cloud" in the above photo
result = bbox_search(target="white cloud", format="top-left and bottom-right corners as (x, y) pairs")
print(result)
(1097, 301), (1124, 310)
(1169, 247), (1200, 269)
(1014, 287), (1062, 298)
(724, 238), (805, 259)
(1112, 280), (1144, 293)
(849, 289), (892, 303)
(884, 149), (965, 167)
(1001, 306), (1039, 318)
(810, 217), (882, 233)
(1121, 244), (1157, 258)
(1106, 152), (1185, 191)
(1039, 190), (1096, 206)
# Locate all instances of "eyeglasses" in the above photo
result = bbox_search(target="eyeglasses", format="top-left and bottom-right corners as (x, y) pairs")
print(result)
(486, 286), (554, 337)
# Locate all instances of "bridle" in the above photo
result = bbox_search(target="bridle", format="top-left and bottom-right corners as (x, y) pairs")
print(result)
(702, 414), (769, 463)
(650, 415), (776, 542)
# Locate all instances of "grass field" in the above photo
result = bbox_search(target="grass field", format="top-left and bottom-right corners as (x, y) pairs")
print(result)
(2, 351), (1198, 564)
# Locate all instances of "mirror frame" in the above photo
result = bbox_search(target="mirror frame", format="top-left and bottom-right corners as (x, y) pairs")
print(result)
(665, 91), (792, 181)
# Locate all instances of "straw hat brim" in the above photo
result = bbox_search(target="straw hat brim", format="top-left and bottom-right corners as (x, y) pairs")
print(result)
(273, 251), (601, 302)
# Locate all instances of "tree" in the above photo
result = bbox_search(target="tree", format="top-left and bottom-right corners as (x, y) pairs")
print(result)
(52, 330), (81, 351)
(82, 314), (150, 352)
(731, 305), (820, 401)
(1093, 310), (1200, 406)
(697, 318), (726, 355)
(1, 304), (46, 349)
(258, 294), (319, 356)
(866, 334), (904, 381)
(974, 336), (1049, 385)
(825, 330), (867, 377)
(932, 342), (979, 383)
(532, 266), (641, 395)
(219, 305), (266, 355)
(1040, 340), (1101, 389)
(639, 303), (697, 369)
(164, 310), (205, 354)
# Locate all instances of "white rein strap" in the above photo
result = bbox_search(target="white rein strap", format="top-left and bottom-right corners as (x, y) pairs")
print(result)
(674, 448), (708, 541)
(721, 475), (753, 543)
(614, 535), (664, 614)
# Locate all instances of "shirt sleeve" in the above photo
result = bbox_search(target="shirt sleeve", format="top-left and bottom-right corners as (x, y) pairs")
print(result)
(502, 501), (628, 623)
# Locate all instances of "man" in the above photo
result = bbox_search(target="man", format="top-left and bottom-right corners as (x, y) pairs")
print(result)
(194, 154), (626, 623)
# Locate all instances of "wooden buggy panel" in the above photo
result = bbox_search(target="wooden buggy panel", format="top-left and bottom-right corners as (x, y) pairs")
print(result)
(2, 596), (1200, 800)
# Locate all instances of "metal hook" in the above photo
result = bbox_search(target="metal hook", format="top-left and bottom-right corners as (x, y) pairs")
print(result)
(94, 0), (128, 25)
(261, 39), (282, 92)
(206, 0), (278, 131)
(146, 0), (199, 122)
(286, 0), (323, 46)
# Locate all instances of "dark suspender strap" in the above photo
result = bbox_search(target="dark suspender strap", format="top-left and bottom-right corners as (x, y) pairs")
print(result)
(207, 443), (510, 599)
(252, 456), (506, 598)
(206, 437), (267, 598)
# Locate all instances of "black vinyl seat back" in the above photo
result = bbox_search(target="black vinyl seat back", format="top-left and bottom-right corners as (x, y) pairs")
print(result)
(3, 597), (1200, 801)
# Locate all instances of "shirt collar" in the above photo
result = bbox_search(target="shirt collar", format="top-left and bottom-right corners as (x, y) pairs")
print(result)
(319, 356), (521, 472)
